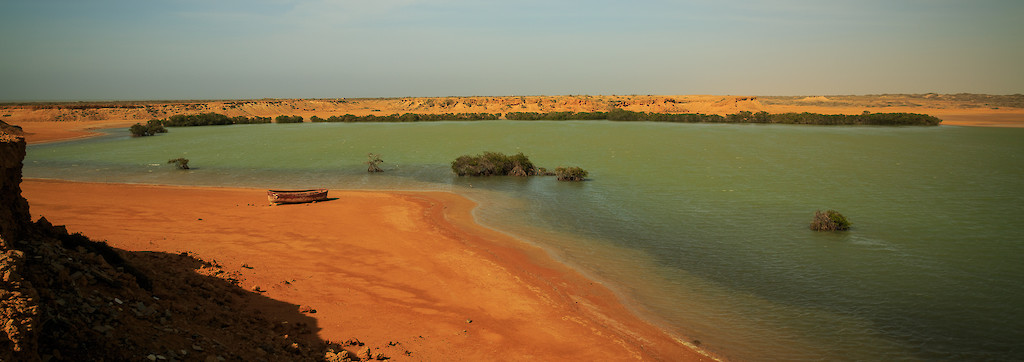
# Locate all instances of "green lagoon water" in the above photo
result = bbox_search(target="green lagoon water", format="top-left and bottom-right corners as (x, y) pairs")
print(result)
(25, 121), (1024, 360)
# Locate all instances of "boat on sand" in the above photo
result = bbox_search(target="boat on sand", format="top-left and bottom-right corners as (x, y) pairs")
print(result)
(267, 189), (328, 204)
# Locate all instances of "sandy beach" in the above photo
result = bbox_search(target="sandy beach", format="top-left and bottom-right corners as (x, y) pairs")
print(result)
(21, 180), (710, 361)
(12, 119), (139, 144)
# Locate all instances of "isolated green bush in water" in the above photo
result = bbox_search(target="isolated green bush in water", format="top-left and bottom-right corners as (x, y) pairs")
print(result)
(128, 123), (149, 137)
(366, 153), (384, 173)
(451, 151), (539, 176)
(129, 120), (167, 137)
(555, 166), (589, 181)
(810, 210), (851, 231)
(167, 158), (190, 170)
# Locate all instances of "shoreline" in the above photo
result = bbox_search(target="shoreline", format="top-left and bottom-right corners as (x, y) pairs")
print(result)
(8, 103), (1024, 145)
(11, 119), (138, 144)
(21, 179), (715, 361)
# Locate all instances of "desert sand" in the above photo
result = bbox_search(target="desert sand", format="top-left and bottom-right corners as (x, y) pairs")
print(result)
(21, 180), (712, 361)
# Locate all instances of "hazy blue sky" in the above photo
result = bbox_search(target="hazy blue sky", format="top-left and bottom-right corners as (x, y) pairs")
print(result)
(2, 0), (1022, 101)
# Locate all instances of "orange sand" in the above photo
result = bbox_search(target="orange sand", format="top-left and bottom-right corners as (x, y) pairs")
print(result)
(9, 120), (136, 144)
(22, 180), (711, 361)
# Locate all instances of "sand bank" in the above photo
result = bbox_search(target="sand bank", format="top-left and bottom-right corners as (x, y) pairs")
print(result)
(11, 119), (137, 144)
(21, 179), (711, 361)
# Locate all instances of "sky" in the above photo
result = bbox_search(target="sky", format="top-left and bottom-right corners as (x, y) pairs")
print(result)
(1, 0), (1022, 101)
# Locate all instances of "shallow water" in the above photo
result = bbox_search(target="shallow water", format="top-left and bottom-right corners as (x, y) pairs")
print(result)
(26, 121), (1024, 360)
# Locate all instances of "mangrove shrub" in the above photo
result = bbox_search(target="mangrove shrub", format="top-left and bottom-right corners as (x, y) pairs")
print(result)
(555, 166), (589, 181)
(314, 113), (501, 122)
(275, 115), (303, 123)
(156, 113), (270, 126)
(163, 113), (231, 126)
(230, 115), (271, 124)
(128, 120), (167, 137)
(167, 158), (190, 170)
(366, 153), (384, 173)
(810, 210), (851, 231)
(451, 152), (539, 176)
(506, 109), (939, 125)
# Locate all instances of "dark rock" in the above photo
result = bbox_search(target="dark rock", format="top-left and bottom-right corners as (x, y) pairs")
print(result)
(0, 121), (30, 241)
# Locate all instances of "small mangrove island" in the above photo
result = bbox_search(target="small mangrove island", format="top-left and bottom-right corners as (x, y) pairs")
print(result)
(451, 152), (589, 182)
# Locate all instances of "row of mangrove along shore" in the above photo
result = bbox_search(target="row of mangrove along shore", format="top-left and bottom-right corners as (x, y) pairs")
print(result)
(139, 109), (943, 129)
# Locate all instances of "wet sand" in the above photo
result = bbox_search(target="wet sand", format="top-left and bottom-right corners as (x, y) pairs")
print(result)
(21, 179), (711, 361)
(12, 119), (138, 144)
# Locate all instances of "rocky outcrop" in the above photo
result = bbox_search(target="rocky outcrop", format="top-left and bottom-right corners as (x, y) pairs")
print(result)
(0, 239), (39, 361)
(0, 121), (33, 360)
(0, 121), (30, 242)
(0, 121), (39, 361)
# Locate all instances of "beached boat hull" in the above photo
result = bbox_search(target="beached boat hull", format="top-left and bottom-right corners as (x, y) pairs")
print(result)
(267, 189), (328, 204)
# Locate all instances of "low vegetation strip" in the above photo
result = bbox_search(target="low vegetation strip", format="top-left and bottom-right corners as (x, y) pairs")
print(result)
(509, 109), (940, 125)
(310, 113), (500, 122)
(725, 111), (943, 125)
(158, 112), (271, 127)
(136, 110), (940, 136)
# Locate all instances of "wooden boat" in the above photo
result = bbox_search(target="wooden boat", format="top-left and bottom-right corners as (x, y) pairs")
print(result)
(267, 189), (328, 204)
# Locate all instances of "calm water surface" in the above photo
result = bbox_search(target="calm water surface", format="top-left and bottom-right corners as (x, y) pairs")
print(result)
(26, 122), (1024, 360)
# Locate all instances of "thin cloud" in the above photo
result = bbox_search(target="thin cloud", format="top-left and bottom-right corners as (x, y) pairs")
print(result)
(283, 0), (428, 25)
